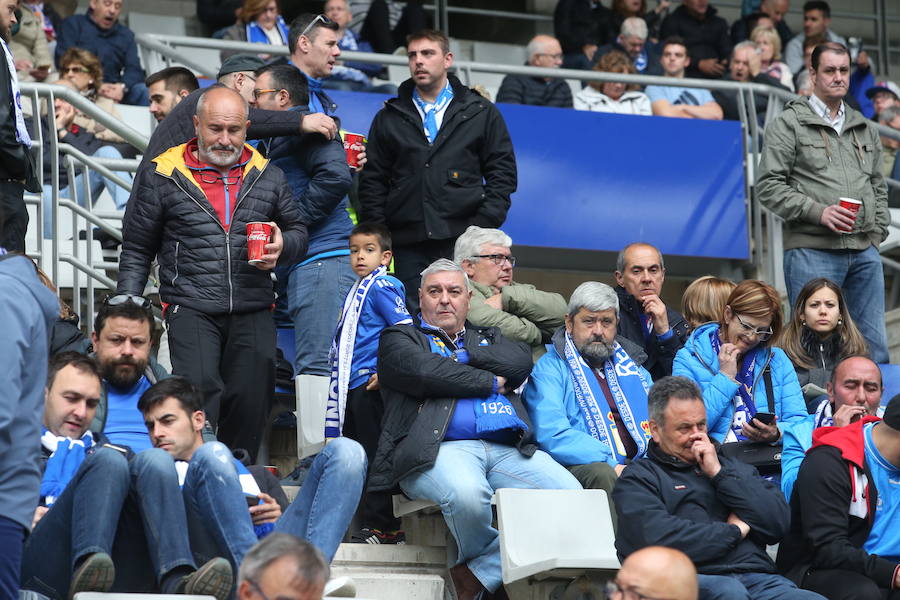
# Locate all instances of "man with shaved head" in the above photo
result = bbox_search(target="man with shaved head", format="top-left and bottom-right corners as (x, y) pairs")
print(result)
(117, 85), (307, 460)
(611, 546), (699, 600)
(496, 34), (572, 108)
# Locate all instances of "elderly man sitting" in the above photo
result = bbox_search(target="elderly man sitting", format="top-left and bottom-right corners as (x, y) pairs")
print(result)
(369, 258), (581, 600)
(454, 226), (567, 359)
(496, 34), (573, 108)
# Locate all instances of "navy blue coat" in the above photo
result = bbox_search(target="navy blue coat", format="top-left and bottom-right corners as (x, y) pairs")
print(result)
(55, 12), (144, 92)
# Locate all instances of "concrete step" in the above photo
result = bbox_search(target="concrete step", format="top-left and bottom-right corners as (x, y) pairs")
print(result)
(331, 544), (449, 600)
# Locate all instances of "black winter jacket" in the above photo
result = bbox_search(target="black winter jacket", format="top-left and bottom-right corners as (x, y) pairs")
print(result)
(117, 142), (307, 314)
(0, 46), (37, 186)
(358, 75), (517, 246)
(370, 322), (535, 492)
(496, 72), (573, 108)
(614, 285), (689, 381)
(613, 441), (789, 575)
(659, 5), (732, 80)
(553, 0), (614, 55)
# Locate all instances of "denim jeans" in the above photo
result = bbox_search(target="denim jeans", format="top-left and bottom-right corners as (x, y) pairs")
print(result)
(42, 145), (133, 239)
(123, 82), (150, 106)
(0, 516), (24, 600)
(784, 246), (889, 363)
(183, 439), (366, 569)
(287, 254), (355, 376)
(697, 572), (827, 600)
(21, 447), (196, 599)
(399, 440), (582, 593)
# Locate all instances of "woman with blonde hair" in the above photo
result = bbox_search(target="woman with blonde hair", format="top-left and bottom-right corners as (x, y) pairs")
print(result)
(57, 47), (125, 143)
(574, 50), (651, 115)
(750, 26), (793, 92)
(674, 280), (807, 444)
(780, 278), (869, 411)
(221, 0), (287, 60)
(681, 275), (736, 330)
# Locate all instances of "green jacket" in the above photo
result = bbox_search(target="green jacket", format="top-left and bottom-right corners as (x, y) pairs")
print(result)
(467, 280), (567, 358)
(756, 98), (889, 251)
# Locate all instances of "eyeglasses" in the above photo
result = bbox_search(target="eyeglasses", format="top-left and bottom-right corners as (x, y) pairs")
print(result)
(62, 66), (89, 74)
(471, 254), (516, 267)
(605, 581), (668, 600)
(103, 294), (152, 309)
(734, 313), (774, 341)
(253, 88), (281, 99)
(535, 52), (563, 60)
(298, 14), (333, 39)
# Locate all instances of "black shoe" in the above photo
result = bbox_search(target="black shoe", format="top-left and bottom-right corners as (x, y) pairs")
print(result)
(69, 552), (115, 599)
(350, 527), (406, 545)
(181, 557), (233, 600)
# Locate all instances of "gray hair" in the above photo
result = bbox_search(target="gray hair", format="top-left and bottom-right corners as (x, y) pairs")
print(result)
(420, 258), (469, 288)
(647, 376), (703, 426)
(525, 36), (547, 61)
(453, 226), (513, 264)
(615, 242), (665, 274)
(238, 533), (329, 589)
(567, 281), (619, 317)
(620, 17), (648, 40)
(732, 40), (760, 57)
(196, 86), (249, 121)
(878, 104), (900, 123)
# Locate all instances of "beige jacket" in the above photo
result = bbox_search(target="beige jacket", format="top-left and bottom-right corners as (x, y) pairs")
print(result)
(9, 7), (52, 82)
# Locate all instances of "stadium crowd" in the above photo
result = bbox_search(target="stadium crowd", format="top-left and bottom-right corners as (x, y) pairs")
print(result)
(0, 0), (900, 599)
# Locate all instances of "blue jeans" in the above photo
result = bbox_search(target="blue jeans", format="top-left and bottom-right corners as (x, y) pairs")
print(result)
(287, 254), (356, 376)
(183, 439), (366, 568)
(42, 145), (133, 239)
(21, 448), (196, 599)
(123, 82), (150, 106)
(0, 516), (24, 600)
(784, 246), (889, 363)
(399, 440), (582, 593)
(697, 572), (827, 600)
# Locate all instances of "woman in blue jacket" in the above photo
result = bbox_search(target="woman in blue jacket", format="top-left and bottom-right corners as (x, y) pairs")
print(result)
(673, 280), (806, 443)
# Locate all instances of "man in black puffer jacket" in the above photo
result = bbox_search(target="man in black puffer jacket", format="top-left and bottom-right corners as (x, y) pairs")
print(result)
(117, 87), (307, 461)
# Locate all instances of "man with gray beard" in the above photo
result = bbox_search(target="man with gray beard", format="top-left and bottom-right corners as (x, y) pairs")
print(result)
(117, 86), (307, 460)
(523, 281), (654, 523)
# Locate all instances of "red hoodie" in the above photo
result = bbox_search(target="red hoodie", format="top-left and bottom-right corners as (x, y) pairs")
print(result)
(182, 138), (252, 232)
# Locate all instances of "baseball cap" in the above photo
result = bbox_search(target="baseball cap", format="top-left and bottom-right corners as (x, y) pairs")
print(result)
(217, 54), (265, 79)
(865, 81), (900, 101)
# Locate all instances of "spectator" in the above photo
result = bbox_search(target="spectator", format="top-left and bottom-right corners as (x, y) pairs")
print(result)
(0, 0), (39, 254)
(523, 281), (652, 523)
(369, 259), (581, 600)
(780, 278), (869, 411)
(866, 81), (900, 119)
(116, 87), (308, 460)
(324, 223), (413, 545)
(0, 250), (58, 599)
(21, 0), (64, 44)
(146, 66), (200, 123)
(140, 377), (366, 566)
(347, 0), (427, 56)
(236, 533), (328, 600)
(595, 17), (662, 77)
(454, 226), (566, 358)
(251, 63), (353, 378)
(359, 29), (517, 312)
(496, 34), (572, 108)
(783, 1), (846, 75)
(877, 105), (900, 181)
(680, 275), (735, 331)
(752, 25), (794, 91)
(610, 546), (698, 600)
(731, 0), (793, 47)
(756, 42), (890, 363)
(196, 0), (240, 35)
(554, 0), (614, 70)
(21, 353), (233, 600)
(779, 355), (882, 502)
(609, 0), (670, 43)
(777, 395), (900, 600)
(712, 41), (788, 122)
(645, 37), (723, 119)
(54, 0), (148, 105)
(673, 280), (807, 444)
(613, 376), (827, 600)
(221, 0), (288, 60)
(729, 11), (774, 45)
(33, 264), (91, 355)
(614, 242), (690, 379)
(58, 47), (126, 143)
(575, 50), (652, 114)
(322, 0), (394, 94)
(793, 32), (825, 96)
(288, 13), (340, 115)
(658, 0), (731, 79)
(10, 0), (51, 82)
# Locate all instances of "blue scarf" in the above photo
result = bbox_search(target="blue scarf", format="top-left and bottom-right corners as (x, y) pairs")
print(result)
(423, 321), (528, 436)
(710, 330), (760, 442)
(245, 16), (288, 46)
(412, 82), (453, 144)
(813, 397), (835, 428)
(40, 429), (94, 505)
(561, 332), (651, 463)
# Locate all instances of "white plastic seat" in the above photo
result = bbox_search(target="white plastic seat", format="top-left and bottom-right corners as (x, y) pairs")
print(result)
(392, 494), (439, 518)
(495, 488), (619, 584)
(295, 374), (328, 459)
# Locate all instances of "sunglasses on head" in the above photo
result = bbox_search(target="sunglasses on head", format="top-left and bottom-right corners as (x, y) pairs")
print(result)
(299, 14), (334, 39)
(103, 294), (152, 309)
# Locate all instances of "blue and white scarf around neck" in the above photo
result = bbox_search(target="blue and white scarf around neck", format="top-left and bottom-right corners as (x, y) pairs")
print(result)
(40, 428), (94, 505)
(246, 16), (288, 46)
(1, 38), (32, 148)
(710, 330), (760, 442)
(413, 81), (453, 144)
(561, 332), (651, 463)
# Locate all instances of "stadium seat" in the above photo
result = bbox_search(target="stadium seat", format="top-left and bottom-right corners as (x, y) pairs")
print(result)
(295, 374), (328, 459)
(879, 363), (900, 406)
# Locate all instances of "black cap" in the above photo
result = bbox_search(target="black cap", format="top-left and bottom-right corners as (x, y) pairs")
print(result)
(865, 82), (900, 101)
(217, 54), (265, 79)
(884, 394), (900, 430)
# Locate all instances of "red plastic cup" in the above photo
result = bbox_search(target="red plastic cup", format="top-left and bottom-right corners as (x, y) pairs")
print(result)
(343, 132), (366, 168)
(838, 197), (861, 232)
(247, 222), (273, 264)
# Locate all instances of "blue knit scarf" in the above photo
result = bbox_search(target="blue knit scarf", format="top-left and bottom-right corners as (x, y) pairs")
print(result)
(40, 428), (94, 505)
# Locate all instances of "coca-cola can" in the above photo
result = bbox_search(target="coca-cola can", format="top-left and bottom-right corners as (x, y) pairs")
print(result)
(343, 132), (366, 168)
(246, 221), (273, 264)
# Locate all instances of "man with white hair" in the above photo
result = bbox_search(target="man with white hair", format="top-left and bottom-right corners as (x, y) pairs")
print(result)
(523, 282), (653, 518)
(237, 534), (329, 600)
(595, 17), (662, 76)
(712, 41), (789, 121)
(369, 258), (581, 600)
(454, 226), (566, 359)
(496, 34), (572, 108)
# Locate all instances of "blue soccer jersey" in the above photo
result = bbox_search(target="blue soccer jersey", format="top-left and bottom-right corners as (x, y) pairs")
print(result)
(348, 275), (412, 389)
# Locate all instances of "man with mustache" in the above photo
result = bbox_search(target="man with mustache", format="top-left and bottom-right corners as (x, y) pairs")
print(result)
(523, 281), (653, 523)
(117, 86), (307, 460)
(757, 42), (890, 364)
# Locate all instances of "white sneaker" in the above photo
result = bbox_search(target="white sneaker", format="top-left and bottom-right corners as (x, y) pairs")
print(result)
(324, 575), (357, 597)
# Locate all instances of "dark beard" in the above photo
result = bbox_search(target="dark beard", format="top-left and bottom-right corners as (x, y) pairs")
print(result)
(0, 23), (9, 43)
(579, 339), (615, 368)
(102, 357), (146, 389)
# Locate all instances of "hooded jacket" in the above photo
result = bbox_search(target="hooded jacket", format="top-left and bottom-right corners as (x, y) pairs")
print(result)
(117, 142), (307, 314)
(0, 254), (60, 531)
(756, 97), (889, 252)
(672, 322), (807, 442)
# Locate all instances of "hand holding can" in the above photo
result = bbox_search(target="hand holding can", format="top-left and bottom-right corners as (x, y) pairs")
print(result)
(343, 132), (366, 169)
(247, 222), (274, 264)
